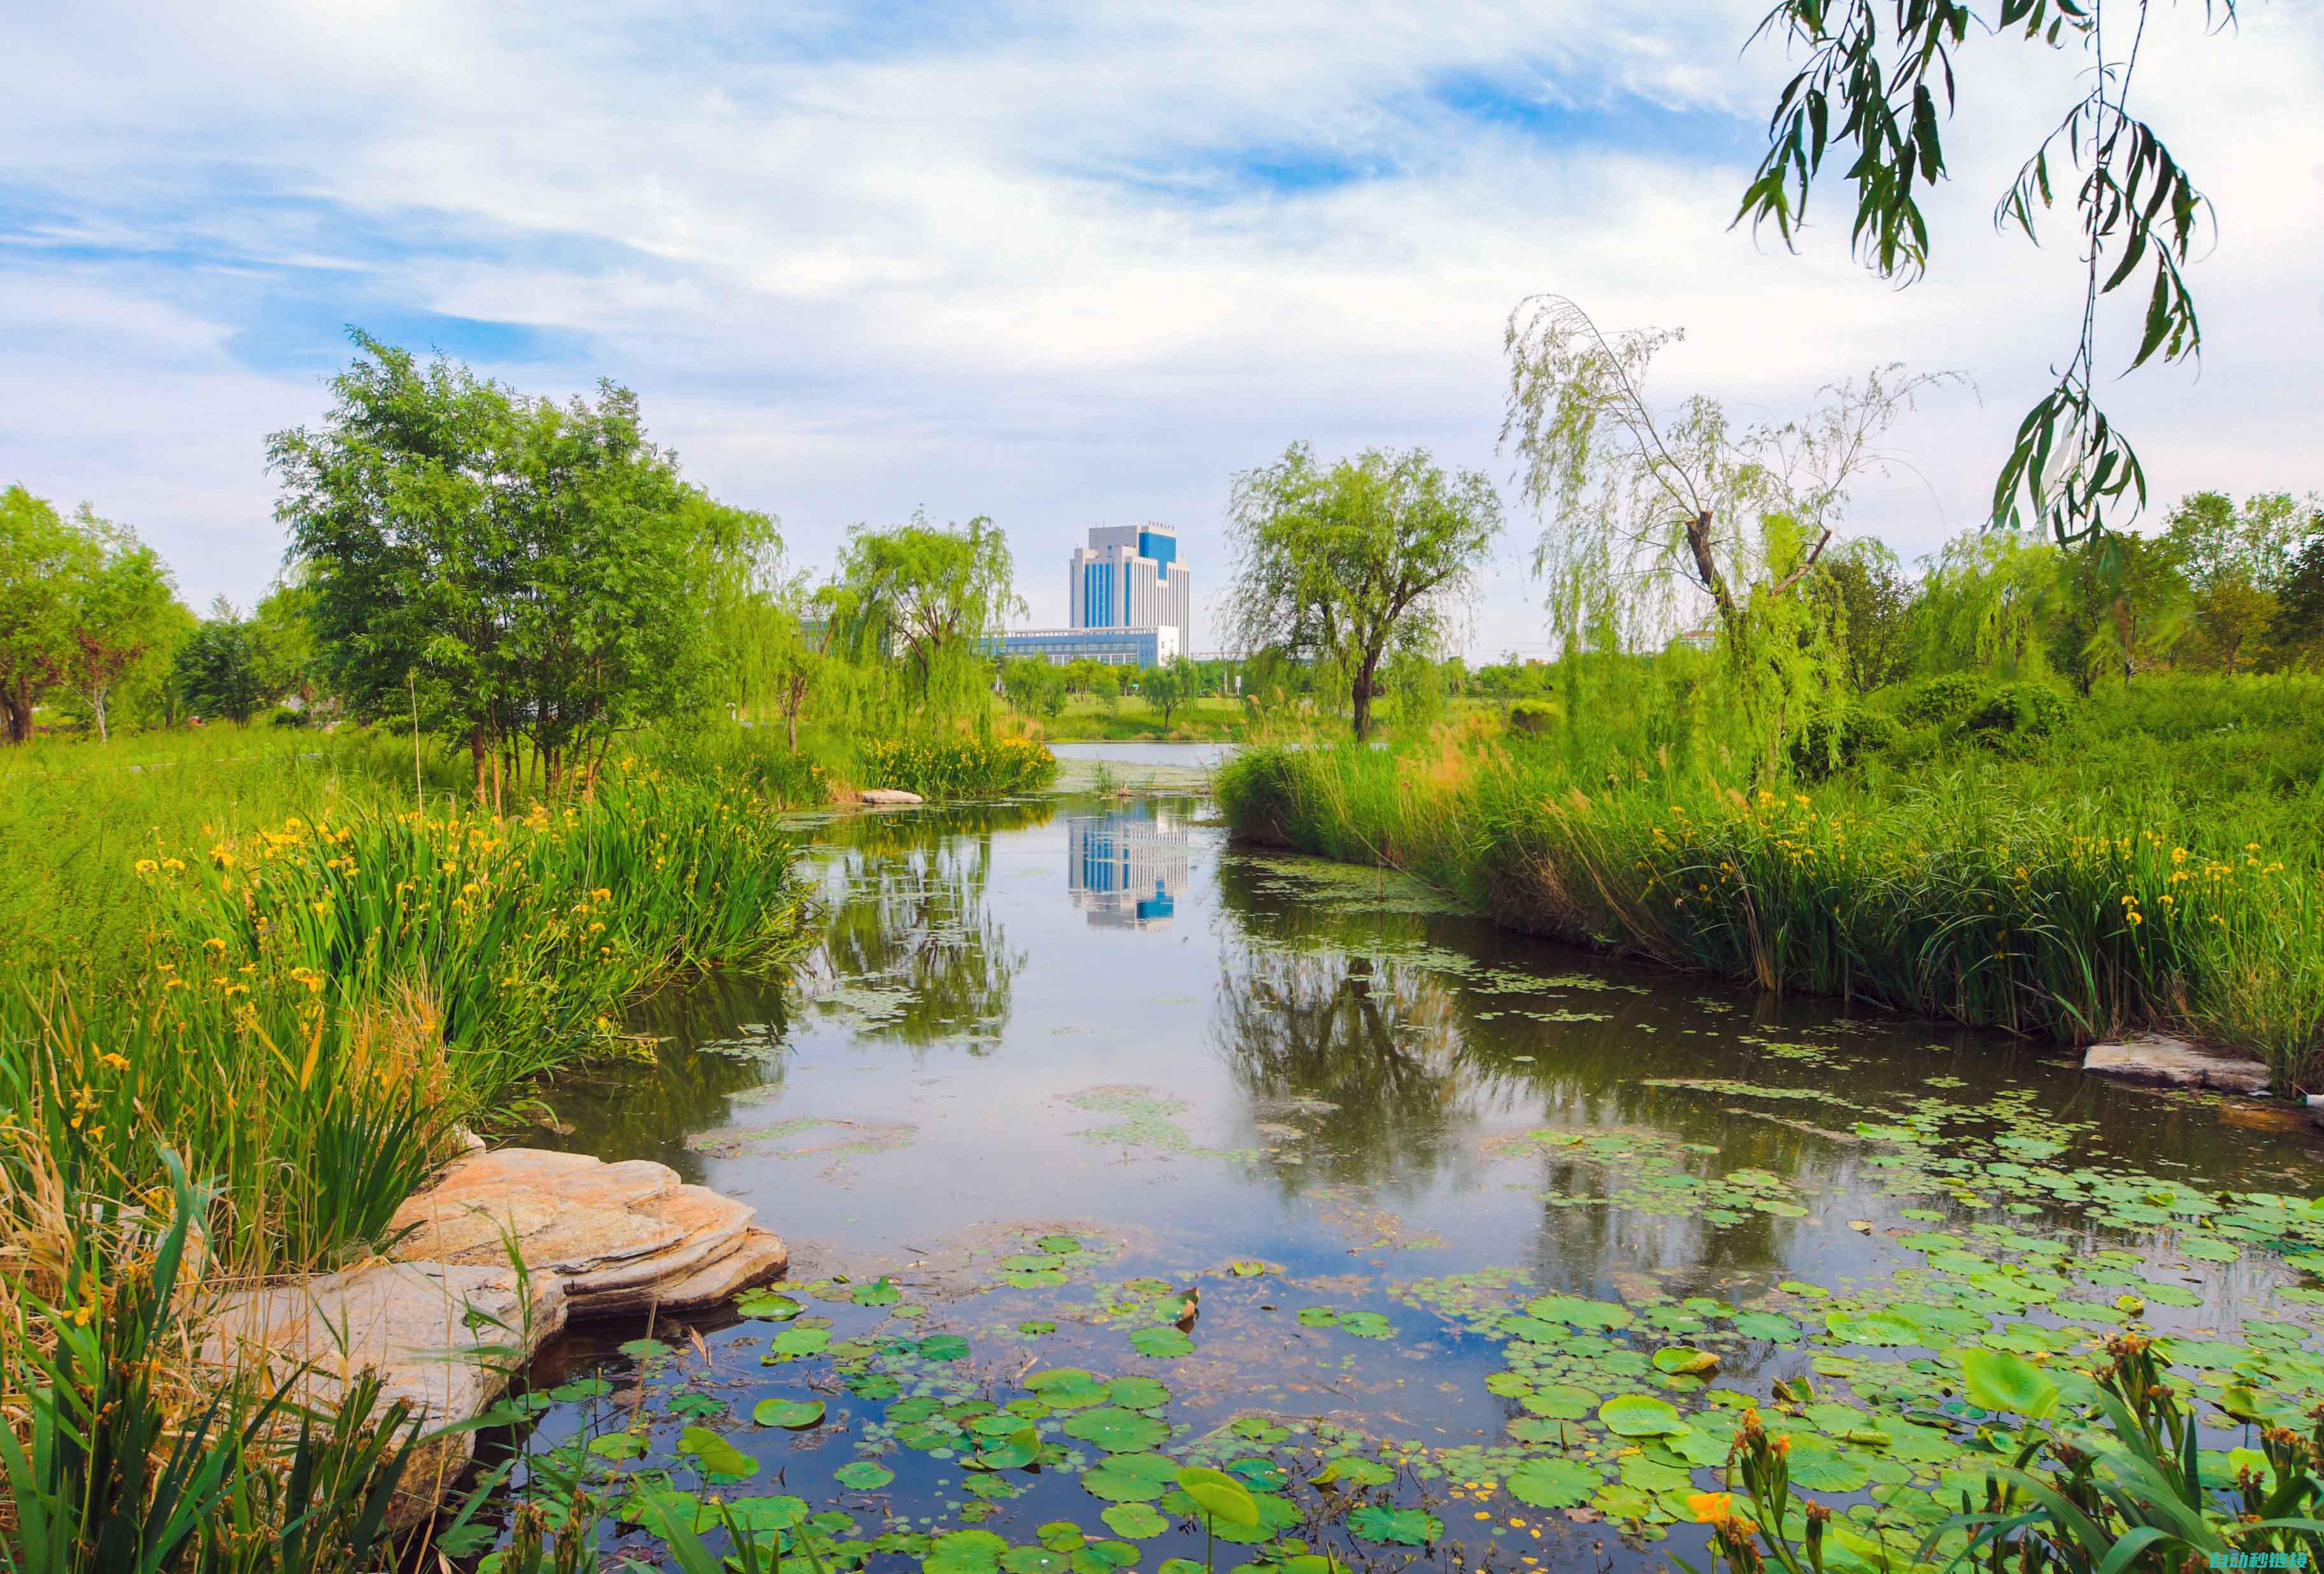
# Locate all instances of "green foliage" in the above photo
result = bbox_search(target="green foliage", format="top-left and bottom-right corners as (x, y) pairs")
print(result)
(856, 736), (1056, 800)
(270, 332), (772, 793)
(1218, 667), (2324, 1088)
(1224, 442), (1501, 741)
(1738, 0), (2223, 544)
(173, 602), (273, 723)
(827, 512), (1020, 720)
(0, 488), (183, 743)
(0, 1152), (426, 1574)
(0, 727), (813, 1274)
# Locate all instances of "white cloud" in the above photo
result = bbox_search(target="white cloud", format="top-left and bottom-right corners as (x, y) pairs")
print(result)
(1, 0), (2318, 654)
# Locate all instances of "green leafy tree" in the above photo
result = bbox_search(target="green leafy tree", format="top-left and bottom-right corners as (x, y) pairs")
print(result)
(1001, 656), (1064, 722)
(827, 513), (1022, 720)
(2274, 534), (2324, 668)
(2050, 532), (2188, 690)
(1225, 443), (1501, 742)
(173, 599), (271, 723)
(271, 332), (771, 795)
(2161, 490), (2318, 671)
(0, 485), (86, 742)
(1809, 538), (1916, 693)
(1502, 295), (1957, 649)
(50, 517), (180, 742)
(1140, 661), (1194, 727)
(250, 579), (324, 709)
(1739, 0), (2227, 543)
(1907, 530), (2061, 678)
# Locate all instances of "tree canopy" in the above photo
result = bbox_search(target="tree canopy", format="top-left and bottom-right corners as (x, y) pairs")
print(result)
(1224, 443), (1501, 741)
(827, 513), (1021, 717)
(269, 332), (772, 793)
(0, 486), (179, 742)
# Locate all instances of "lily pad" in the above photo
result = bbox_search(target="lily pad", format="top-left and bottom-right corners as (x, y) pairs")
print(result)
(1311, 1454), (1395, 1488)
(1064, 1407), (1171, 1454)
(1507, 1457), (1601, 1508)
(1081, 1452), (1183, 1503)
(1128, 1326), (1193, 1359)
(1101, 1503), (1169, 1539)
(1528, 1294), (1633, 1330)
(1106, 1375), (1171, 1410)
(832, 1460), (894, 1490)
(1600, 1393), (1689, 1438)
(1958, 1347), (2060, 1417)
(1026, 1369), (1112, 1410)
(1347, 1505), (1442, 1545)
(752, 1397), (826, 1429)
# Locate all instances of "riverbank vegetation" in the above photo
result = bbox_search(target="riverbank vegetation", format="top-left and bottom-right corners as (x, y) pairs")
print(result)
(0, 332), (1067, 1566)
(1218, 299), (2324, 1093)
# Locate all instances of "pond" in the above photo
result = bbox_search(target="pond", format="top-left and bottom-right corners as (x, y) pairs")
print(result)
(501, 776), (2324, 1573)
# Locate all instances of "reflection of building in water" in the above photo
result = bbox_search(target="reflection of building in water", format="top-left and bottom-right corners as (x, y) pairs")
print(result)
(1067, 804), (1189, 930)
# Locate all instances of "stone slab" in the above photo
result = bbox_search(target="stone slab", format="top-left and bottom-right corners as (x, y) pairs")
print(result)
(201, 1260), (567, 1528)
(2083, 1033), (2271, 1095)
(571, 1226), (790, 1319)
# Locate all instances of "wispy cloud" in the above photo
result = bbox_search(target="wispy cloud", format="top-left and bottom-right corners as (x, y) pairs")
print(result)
(3, 0), (2318, 651)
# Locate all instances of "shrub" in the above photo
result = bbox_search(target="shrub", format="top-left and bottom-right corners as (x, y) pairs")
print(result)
(1506, 700), (1558, 735)
(857, 735), (1057, 799)
(1787, 707), (1900, 781)
(1892, 672), (1995, 731)
(1967, 680), (2070, 739)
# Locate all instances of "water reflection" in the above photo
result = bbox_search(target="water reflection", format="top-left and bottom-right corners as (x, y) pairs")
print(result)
(1066, 801), (1188, 930)
(550, 790), (2315, 1240)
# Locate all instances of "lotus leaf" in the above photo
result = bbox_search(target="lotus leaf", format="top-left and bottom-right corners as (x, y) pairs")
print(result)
(752, 1397), (826, 1429)
(1064, 1407), (1171, 1454)
(1600, 1393), (1688, 1437)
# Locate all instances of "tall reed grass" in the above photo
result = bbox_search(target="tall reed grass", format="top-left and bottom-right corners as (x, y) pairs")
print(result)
(2, 757), (813, 1276)
(1219, 728), (2324, 1090)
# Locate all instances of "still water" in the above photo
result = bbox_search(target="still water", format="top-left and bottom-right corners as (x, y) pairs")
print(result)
(508, 772), (2324, 1572)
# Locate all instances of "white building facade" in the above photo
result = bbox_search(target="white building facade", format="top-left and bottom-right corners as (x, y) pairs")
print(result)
(1068, 524), (1192, 658)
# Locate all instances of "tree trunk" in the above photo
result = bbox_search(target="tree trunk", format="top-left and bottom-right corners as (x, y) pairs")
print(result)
(1685, 511), (1743, 638)
(1, 679), (29, 743)
(1351, 653), (1379, 742)
(471, 729), (490, 803)
(91, 690), (110, 743)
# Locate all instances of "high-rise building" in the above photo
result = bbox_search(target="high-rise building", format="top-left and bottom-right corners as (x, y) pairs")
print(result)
(1067, 802), (1188, 929)
(1069, 524), (1192, 657)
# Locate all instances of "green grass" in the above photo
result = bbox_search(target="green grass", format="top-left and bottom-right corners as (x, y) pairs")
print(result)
(0, 724), (821, 1277)
(1217, 673), (2324, 1092)
(1024, 695), (1251, 742)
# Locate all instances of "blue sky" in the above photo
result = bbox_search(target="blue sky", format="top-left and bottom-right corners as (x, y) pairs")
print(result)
(5, 0), (2320, 655)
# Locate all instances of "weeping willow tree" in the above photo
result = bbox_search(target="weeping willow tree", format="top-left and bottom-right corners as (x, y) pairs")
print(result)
(825, 512), (1022, 734)
(1500, 294), (1964, 774)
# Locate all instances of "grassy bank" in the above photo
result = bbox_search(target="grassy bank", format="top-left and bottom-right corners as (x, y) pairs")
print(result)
(2, 728), (825, 1270)
(1218, 677), (2324, 1093)
(1026, 695), (1251, 742)
(0, 722), (834, 1564)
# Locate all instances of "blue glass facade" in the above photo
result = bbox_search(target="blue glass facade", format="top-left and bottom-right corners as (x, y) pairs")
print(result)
(1067, 804), (1187, 930)
(1137, 530), (1175, 581)
(986, 627), (1171, 666)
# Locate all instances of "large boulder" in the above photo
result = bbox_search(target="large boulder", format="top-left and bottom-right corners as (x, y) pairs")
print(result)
(2083, 1033), (2271, 1096)
(386, 1147), (787, 1318)
(201, 1260), (566, 1526)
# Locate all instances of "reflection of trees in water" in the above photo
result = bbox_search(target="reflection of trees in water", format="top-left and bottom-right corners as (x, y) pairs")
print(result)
(542, 974), (793, 1175)
(1213, 942), (1481, 1192)
(809, 816), (1034, 1049)
(1209, 846), (1874, 1286)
